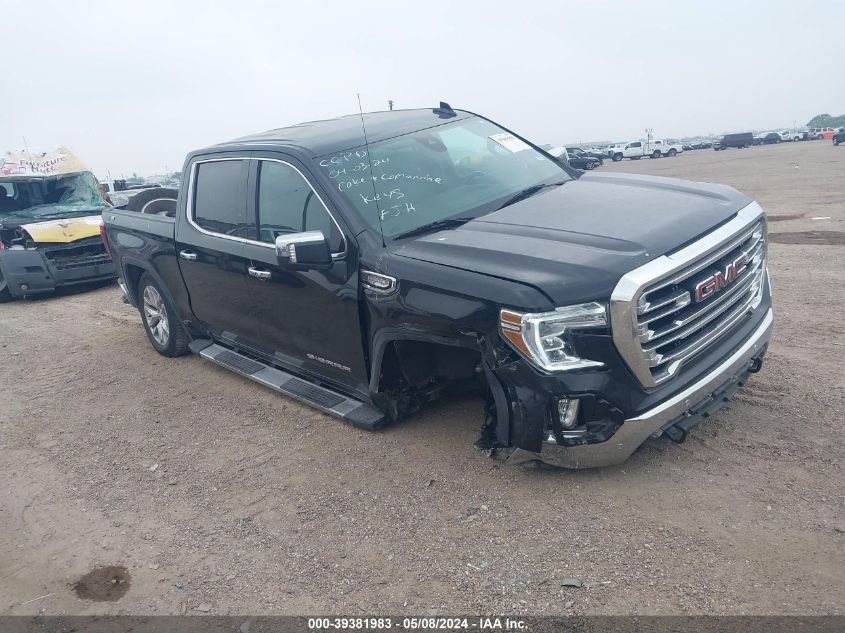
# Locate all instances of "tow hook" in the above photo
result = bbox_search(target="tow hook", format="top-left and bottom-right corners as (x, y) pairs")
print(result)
(662, 424), (687, 443)
(749, 356), (763, 373)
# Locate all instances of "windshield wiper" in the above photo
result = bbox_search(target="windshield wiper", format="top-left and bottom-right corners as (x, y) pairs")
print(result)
(393, 217), (473, 240)
(496, 181), (567, 210)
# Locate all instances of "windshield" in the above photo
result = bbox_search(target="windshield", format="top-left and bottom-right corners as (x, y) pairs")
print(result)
(0, 171), (109, 220)
(314, 116), (569, 238)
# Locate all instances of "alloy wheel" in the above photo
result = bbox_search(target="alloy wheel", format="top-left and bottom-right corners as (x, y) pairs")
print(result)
(143, 285), (170, 347)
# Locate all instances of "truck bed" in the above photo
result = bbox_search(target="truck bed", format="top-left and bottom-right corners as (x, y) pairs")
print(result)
(104, 207), (175, 240)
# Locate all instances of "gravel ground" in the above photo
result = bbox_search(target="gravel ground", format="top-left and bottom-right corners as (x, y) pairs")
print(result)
(1, 140), (843, 616)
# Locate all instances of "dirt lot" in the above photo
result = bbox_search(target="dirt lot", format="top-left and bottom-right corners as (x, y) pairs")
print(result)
(1, 141), (843, 617)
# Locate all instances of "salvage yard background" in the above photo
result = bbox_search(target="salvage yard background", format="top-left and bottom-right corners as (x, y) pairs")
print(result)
(1, 141), (842, 615)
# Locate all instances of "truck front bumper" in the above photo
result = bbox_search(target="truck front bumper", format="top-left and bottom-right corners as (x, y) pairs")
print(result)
(506, 308), (773, 469)
(1, 239), (116, 298)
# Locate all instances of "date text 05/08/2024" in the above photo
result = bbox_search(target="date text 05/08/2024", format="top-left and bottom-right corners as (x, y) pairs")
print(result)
(307, 617), (527, 630)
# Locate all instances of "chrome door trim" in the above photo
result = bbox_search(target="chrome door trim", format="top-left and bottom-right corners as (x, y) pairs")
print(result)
(185, 156), (347, 259)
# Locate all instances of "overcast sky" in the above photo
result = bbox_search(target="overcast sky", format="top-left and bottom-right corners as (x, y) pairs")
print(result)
(3, 0), (843, 178)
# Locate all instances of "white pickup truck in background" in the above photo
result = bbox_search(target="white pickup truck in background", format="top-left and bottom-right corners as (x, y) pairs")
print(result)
(609, 139), (684, 161)
(779, 129), (807, 142)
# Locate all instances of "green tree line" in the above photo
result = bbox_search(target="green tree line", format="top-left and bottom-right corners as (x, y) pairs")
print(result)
(807, 113), (845, 128)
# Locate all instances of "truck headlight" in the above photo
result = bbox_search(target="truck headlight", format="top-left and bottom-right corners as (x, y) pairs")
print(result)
(500, 302), (607, 371)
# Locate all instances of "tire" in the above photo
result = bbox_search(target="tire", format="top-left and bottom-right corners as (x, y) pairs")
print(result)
(651, 150), (660, 159)
(138, 272), (189, 357)
(0, 270), (13, 303)
(126, 188), (179, 216)
(612, 153), (623, 162)
(585, 161), (595, 170)
(668, 148), (677, 157)
(835, 139), (840, 146)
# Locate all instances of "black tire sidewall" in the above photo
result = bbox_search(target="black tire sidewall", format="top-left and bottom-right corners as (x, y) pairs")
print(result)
(0, 262), (14, 302)
(126, 188), (178, 213)
(0, 276), (12, 302)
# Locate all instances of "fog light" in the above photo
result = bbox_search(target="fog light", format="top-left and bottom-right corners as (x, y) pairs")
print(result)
(557, 397), (580, 429)
(20, 283), (29, 291)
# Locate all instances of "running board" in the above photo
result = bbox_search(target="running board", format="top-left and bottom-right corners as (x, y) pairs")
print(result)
(191, 341), (386, 430)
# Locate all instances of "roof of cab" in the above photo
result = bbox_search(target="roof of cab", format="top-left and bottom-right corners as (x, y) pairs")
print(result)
(210, 107), (473, 158)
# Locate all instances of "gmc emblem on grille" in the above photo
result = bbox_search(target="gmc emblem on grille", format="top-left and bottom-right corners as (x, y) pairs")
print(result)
(694, 254), (748, 302)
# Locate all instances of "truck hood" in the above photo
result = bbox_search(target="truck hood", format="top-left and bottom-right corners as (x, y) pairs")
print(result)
(18, 215), (103, 243)
(391, 172), (753, 306)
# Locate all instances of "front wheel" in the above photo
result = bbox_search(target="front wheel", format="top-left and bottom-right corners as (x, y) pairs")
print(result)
(0, 270), (13, 303)
(585, 161), (595, 170)
(138, 273), (189, 357)
(668, 148), (677, 157)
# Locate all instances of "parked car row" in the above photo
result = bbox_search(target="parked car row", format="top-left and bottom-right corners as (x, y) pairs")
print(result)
(545, 146), (603, 170)
(559, 121), (833, 163)
(682, 140), (713, 150)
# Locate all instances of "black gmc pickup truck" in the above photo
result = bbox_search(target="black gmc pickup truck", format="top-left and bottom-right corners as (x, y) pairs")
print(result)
(102, 104), (773, 468)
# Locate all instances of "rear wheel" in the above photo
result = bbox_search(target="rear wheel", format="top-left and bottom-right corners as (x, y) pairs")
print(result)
(138, 273), (189, 357)
(651, 150), (660, 159)
(612, 153), (623, 162)
(668, 148), (677, 157)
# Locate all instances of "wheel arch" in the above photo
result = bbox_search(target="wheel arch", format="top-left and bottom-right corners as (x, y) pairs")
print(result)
(368, 329), (482, 393)
(120, 256), (175, 309)
(368, 329), (513, 446)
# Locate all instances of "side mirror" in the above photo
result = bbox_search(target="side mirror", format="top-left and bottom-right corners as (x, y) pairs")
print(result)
(275, 231), (332, 269)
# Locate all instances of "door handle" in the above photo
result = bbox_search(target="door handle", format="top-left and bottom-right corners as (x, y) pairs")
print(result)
(248, 266), (272, 281)
(179, 250), (198, 261)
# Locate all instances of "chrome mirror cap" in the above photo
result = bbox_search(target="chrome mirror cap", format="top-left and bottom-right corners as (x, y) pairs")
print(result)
(275, 231), (327, 263)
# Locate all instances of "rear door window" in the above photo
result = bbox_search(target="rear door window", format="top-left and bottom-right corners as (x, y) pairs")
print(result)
(193, 160), (252, 239)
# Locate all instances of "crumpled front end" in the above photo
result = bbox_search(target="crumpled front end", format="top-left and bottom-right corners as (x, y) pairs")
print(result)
(0, 216), (115, 297)
(488, 202), (773, 468)
(503, 308), (772, 468)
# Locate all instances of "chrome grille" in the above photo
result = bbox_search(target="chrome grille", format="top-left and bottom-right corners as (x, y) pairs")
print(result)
(611, 203), (768, 389)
